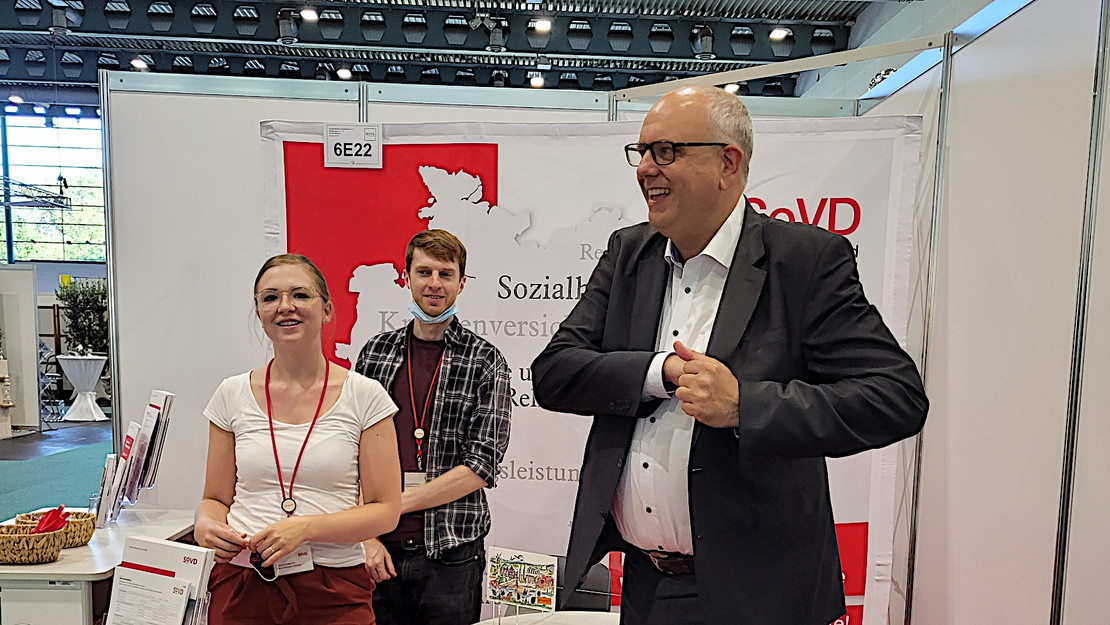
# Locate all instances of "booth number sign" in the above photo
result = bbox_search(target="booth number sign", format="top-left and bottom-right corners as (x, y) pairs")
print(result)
(324, 123), (383, 169)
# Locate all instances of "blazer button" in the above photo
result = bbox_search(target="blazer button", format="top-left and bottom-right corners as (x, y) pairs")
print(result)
(690, 466), (702, 472)
(616, 458), (623, 468)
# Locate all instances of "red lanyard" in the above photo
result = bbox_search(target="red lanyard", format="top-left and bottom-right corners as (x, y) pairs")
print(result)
(407, 336), (445, 471)
(265, 358), (330, 516)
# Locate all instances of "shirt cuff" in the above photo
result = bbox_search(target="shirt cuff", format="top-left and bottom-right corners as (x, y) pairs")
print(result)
(641, 351), (673, 400)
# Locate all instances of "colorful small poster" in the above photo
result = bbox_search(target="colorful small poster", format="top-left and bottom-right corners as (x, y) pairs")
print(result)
(486, 548), (558, 612)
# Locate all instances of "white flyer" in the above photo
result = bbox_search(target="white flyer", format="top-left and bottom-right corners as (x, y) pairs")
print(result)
(121, 535), (215, 600)
(105, 567), (191, 625)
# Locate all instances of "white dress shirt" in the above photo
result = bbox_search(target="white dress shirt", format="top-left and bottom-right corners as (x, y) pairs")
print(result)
(613, 201), (745, 554)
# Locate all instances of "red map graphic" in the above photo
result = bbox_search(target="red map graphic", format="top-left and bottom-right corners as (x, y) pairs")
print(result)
(282, 141), (498, 362)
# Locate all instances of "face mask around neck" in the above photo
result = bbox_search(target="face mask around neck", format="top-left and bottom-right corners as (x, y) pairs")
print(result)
(408, 299), (459, 325)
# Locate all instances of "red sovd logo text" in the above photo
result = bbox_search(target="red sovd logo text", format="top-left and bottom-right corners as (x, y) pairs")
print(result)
(749, 197), (861, 235)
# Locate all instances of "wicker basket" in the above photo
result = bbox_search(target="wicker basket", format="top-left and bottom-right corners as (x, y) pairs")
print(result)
(0, 525), (65, 564)
(16, 511), (96, 549)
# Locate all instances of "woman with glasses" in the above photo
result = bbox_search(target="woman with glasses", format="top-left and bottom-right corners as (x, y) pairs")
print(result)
(195, 253), (401, 625)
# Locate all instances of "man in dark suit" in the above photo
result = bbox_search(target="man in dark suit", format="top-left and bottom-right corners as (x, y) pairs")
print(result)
(531, 85), (928, 625)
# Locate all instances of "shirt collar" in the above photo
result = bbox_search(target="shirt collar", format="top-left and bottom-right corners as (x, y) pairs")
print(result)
(663, 196), (746, 269)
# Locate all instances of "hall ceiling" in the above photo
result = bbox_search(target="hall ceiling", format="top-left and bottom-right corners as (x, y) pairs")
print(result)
(0, 0), (898, 97)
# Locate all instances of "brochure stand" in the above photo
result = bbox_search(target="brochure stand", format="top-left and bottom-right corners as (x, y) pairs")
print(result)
(93, 390), (175, 528)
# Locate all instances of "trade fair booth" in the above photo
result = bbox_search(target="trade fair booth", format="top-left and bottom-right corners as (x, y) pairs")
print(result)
(4, 0), (1110, 622)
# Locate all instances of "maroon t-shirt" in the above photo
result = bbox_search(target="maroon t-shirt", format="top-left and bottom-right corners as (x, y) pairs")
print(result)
(382, 332), (445, 545)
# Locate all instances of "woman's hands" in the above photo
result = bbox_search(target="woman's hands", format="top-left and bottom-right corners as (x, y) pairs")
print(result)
(249, 515), (313, 567)
(195, 517), (248, 564)
(195, 513), (314, 568)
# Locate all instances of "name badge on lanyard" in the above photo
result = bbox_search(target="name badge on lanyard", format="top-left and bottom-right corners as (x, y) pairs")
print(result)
(404, 472), (427, 490)
(275, 545), (315, 577)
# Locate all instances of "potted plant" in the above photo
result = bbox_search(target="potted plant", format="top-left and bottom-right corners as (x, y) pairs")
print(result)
(55, 280), (109, 356)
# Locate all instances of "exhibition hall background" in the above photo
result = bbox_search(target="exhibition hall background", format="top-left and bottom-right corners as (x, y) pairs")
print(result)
(3, 0), (1110, 622)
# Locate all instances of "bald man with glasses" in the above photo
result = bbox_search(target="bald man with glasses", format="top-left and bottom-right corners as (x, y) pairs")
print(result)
(532, 86), (928, 625)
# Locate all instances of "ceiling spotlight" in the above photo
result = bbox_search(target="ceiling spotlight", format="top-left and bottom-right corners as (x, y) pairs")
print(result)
(8, 94), (24, 104)
(49, 7), (71, 36)
(336, 67), (352, 80)
(723, 83), (740, 94)
(33, 105), (46, 114)
(277, 9), (299, 44)
(492, 70), (507, 87)
(693, 26), (715, 60)
(486, 23), (506, 52)
(300, 7), (318, 23)
(65, 107), (82, 116)
(131, 57), (149, 70)
(769, 27), (791, 42)
(529, 72), (545, 88)
(534, 17), (552, 33)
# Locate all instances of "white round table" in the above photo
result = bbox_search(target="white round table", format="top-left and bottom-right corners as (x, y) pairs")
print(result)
(57, 355), (109, 422)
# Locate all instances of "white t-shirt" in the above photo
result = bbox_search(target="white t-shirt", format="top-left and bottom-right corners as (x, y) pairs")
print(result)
(204, 369), (397, 567)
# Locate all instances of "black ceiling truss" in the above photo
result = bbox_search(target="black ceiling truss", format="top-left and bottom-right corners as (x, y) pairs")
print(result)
(0, 1), (864, 94)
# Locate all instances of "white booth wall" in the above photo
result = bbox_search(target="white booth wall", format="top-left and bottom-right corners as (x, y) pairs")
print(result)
(867, 0), (1099, 621)
(1062, 4), (1110, 623)
(0, 265), (41, 436)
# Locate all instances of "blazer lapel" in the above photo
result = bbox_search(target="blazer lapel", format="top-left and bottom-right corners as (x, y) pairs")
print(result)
(629, 234), (669, 351)
(707, 203), (767, 360)
(695, 204), (767, 448)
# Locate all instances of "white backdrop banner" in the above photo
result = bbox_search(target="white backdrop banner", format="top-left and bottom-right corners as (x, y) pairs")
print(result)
(260, 115), (922, 624)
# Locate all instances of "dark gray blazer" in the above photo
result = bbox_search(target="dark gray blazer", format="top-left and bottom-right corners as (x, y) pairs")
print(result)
(532, 203), (928, 625)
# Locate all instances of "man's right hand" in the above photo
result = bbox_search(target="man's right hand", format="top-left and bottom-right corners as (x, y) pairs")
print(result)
(364, 537), (397, 583)
(195, 517), (247, 564)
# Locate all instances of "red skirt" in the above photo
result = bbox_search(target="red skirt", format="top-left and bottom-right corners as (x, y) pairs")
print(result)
(207, 562), (376, 625)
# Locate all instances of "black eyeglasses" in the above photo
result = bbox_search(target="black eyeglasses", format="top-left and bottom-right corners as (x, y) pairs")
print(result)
(624, 141), (729, 167)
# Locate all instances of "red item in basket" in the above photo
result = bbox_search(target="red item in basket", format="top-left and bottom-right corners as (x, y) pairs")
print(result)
(30, 505), (69, 534)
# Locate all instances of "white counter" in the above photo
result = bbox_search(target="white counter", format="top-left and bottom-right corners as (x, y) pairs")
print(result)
(0, 508), (194, 625)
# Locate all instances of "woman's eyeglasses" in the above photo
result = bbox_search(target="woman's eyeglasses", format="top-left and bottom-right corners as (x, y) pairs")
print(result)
(254, 287), (321, 311)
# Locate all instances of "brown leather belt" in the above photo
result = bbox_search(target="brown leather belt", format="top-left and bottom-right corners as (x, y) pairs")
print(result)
(643, 549), (695, 575)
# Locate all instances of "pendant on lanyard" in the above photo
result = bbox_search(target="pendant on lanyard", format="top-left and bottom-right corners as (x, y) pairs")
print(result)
(408, 334), (445, 471)
(265, 357), (331, 516)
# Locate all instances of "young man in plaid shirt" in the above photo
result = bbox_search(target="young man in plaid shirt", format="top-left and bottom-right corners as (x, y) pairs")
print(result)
(356, 229), (512, 625)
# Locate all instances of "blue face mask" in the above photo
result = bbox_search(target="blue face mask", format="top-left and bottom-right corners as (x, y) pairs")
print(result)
(408, 299), (459, 325)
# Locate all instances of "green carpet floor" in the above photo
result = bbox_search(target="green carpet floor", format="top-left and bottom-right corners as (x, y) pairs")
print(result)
(0, 441), (111, 520)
